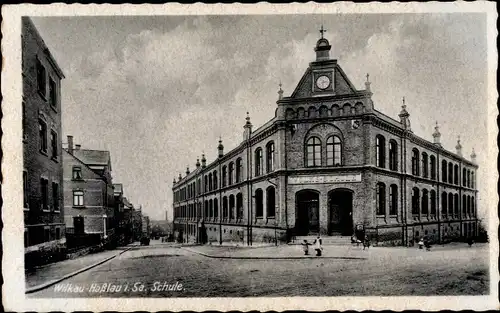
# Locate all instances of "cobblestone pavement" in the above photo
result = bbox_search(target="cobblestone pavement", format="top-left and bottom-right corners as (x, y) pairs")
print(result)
(28, 241), (489, 298)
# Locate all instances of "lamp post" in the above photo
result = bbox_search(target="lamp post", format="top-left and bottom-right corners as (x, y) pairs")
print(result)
(103, 214), (108, 239)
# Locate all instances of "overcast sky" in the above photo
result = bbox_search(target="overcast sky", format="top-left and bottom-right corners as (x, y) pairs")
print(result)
(31, 14), (488, 221)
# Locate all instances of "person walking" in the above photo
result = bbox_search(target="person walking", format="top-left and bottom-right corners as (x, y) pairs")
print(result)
(301, 240), (311, 255)
(314, 236), (323, 256)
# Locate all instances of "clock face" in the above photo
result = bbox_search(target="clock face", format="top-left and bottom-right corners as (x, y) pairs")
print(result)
(316, 75), (331, 90)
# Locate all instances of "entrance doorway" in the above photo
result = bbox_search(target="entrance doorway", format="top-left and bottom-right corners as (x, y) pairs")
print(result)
(295, 190), (320, 236)
(328, 189), (353, 236)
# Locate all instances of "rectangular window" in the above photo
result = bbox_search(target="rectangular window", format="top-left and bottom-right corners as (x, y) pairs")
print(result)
(52, 182), (59, 211)
(49, 78), (57, 109)
(51, 130), (58, 159)
(44, 227), (50, 242)
(39, 120), (47, 153)
(72, 166), (82, 180)
(55, 227), (61, 240)
(37, 59), (46, 97)
(73, 190), (84, 206)
(40, 178), (48, 211)
(23, 171), (29, 209)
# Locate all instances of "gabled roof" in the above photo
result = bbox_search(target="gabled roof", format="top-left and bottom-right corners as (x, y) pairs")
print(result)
(113, 183), (123, 194)
(72, 149), (112, 170)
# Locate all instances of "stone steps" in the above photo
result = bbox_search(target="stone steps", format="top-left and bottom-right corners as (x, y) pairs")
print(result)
(290, 235), (354, 246)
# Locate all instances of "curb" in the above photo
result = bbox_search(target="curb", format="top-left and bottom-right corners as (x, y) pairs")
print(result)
(181, 247), (367, 260)
(26, 247), (133, 294)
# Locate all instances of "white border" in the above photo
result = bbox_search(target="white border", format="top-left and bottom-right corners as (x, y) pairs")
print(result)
(2, 2), (498, 311)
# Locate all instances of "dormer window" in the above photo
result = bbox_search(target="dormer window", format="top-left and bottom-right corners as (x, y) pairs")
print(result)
(72, 166), (82, 180)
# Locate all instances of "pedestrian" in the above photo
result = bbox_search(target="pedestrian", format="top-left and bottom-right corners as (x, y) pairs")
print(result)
(363, 235), (370, 250)
(301, 240), (311, 255)
(418, 237), (424, 249)
(314, 236), (323, 256)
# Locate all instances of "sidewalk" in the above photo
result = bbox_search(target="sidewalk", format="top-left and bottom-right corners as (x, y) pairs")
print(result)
(182, 244), (369, 260)
(25, 245), (134, 293)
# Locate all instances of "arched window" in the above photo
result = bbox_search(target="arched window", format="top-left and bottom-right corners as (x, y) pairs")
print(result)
(376, 182), (386, 215)
(214, 198), (218, 218)
(467, 195), (471, 215)
(209, 199), (213, 218)
(441, 192), (447, 216)
(204, 175), (208, 192)
(204, 200), (209, 218)
(430, 190), (436, 215)
(266, 186), (276, 217)
(412, 188), (420, 215)
(422, 189), (429, 215)
(448, 193), (453, 216)
(389, 140), (398, 171)
(266, 141), (275, 173)
(213, 171), (218, 190)
(462, 194), (467, 215)
(327, 136), (342, 166)
(376, 135), (386, 168)
(236, 158), (243, 183)
(255, 189), (263, 217)
(208, 173), (213, 191)
(441, 160), (447, 182)
(422, 153), (428, 178)
(462, 168), (467, 186)
(448, 162), (453, 184)
(229, 194), (235, 220)
(454, 164), (459, 185)
(389, 184), (398, 215)
(412, 149), (420, 176)
(222, 166), (227, 187)
(236, 193), (243, 219)
(228, 162), (234, 185)
(471, 196), (475, 216)
(471, 172), (475, 189)
(222, 196), (228, 218)
(467, 170), (471, 187)
(454, 194), (459, 216)
(430, 155), (436, 180)
(306, 137), (322, 167)
(255, 148), (263, 176)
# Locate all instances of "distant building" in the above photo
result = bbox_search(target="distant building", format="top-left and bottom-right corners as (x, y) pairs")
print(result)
(63, 137), (115, 240)
(142, 215), (151, 237)
(172, 30), (479, 246)
(22, 17), (66, 254)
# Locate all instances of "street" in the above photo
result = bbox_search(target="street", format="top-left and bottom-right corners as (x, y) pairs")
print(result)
(29, 241), (489, 297)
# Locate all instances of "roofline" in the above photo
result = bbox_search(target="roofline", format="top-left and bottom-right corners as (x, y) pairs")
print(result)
(63, 149), (108, 180)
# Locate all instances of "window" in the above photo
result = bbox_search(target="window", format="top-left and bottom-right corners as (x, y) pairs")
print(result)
(222, 196), (228, 219)
(411, 149), (420, 176)
(441, 160), (447, 182)
(204, 175), (208, 192)
(266, 142), (275, 172)
(39, 120), (47, 153)
(421, 153), (428, 178)
(236, 193), (243, 219)
(228, 162), (234, 185)
(462, 168), (467, 186)
(44, 227), (50, 242)
(214, 198), (218, 218)
(389, 141), (398, 171)
(454, 165), (459, 185)
(50, 130), (58, 159)
(209, 199), (214, 218)
(471, 172), (475, 189)
(55, 227), (61, 240)
(236, 158), (243, 183)
(462, 195), (467, 215)
(23, 171), (29, 209)
(37, 58), (46, 97)
(441, 192), (447, 216)
(229, 195), (235, 219)
(448, 163), (453, 184)
(448, 193), (453, 216)
(327, 136), (342, 166)
(267, 186), (276, 217)
(376, 183), (386, 215)
(208, 173), (213, 191)
(422, 189), (429, 214)
(411, 188), (420, 215)
(467, 195), (471, 215)
(471, 197), (475, 216)
(376, 135), (386, 168)
(387, 184), (398, 215)
(430, 190), (436, 215)
(255, 189), (263, 217)
(49, 78), (57, 109)
(73, 190), (84, 206)
(430, 156), (436, 180)
(213, 171), (218, 190)
(222, 166), (227, 187)
(306, 137), (321, 167)
(40, 178), (49, 211)
(454, 194), (459, 216)
(467, 170), (471, 188)
(255, 148), (263, 176)
(52, 182), (59, 211)
(204, 200), (208, 218)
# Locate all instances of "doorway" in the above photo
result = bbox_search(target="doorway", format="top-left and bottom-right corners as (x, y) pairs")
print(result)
(295, 190), (320, 236)
(328, 189), (353, 236)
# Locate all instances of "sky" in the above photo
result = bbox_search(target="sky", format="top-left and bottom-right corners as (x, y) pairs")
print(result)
(31, 14), (489, 221)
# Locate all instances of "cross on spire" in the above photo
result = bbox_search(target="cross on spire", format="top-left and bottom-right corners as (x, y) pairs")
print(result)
(319, 25), (327, 39)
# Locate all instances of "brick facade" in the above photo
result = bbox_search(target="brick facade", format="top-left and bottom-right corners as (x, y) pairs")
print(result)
(22, 17), (66, 251)
(173, 35), (479, 246)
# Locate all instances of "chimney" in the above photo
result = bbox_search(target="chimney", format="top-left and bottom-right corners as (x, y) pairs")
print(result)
(75, 144), (81, 150)
(67, 135), (74, 154)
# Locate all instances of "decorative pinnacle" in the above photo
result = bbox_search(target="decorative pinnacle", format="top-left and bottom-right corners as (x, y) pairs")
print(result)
(366, 73), (370, 82)
(278, 81), (284, 100)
